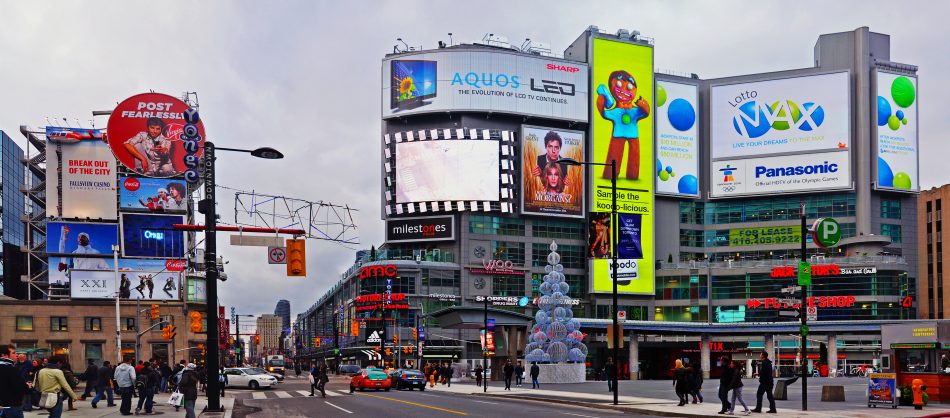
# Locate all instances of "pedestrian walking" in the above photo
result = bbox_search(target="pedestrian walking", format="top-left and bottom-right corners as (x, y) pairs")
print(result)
(79, 359), (98, 400)
(690, 362), (704, 404)
(90, 361), (115, 408)
(530, 362), (540, 389)
(61, 359), (79, 411)
(474, 364), (483, 387)
(673, 359), (691, 406)
(1, 344), (29, 418)
(317, 363), (329, 398)
(503, 360), (514, 390)
(159, 362), (172, 393)
(604, 357), (616, 392)
(219, 368), (228, 397)
(308, 365), (319, 396)
(114, 356), (136, 416)
(34, 355), (79, 418)
(750, 351), (776, 413)
(178, 364), (199, 418)
(727, 360), (750, 415)
(515, 361), (525, 387)
(442, 362), (452, 387)
(294, 363), (301, 378)
(134, 362), (159, 415)
(717, 356), (733, 414)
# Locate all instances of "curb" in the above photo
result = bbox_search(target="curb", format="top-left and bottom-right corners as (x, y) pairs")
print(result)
(470, 392), (723, 418)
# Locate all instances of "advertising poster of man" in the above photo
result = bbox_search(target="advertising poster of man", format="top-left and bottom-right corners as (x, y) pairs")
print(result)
(521, 126), (585, 218)
(45, 126), (118, 219)
(106, 92), (206, 178)
(119, 176), (189, 212)
(120, 213), (186, 258)
(46, 221), (118, 256)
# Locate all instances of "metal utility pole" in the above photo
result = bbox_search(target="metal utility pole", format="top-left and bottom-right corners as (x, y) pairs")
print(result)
(113, 245), (122, 364)
(483, 296), (488, 393)
(610, 160), (619, 406)
(201, 142), (222, 412)
(800, 201), (808, 411)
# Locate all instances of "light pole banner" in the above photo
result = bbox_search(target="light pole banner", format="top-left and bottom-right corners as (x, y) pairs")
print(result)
(589, 37), (655, 295)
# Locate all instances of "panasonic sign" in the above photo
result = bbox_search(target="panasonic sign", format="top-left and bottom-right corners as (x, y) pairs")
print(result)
(754, 161), (839, 178)
(711, 151), (850, 198)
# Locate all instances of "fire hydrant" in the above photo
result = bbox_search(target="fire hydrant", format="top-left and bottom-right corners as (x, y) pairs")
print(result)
(912, 378), (926, 410)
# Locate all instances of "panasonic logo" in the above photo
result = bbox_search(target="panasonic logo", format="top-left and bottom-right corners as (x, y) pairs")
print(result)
(755, 161), (838, 178)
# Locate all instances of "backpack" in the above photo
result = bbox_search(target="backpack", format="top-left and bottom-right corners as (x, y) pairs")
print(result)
(173, 370), (184, 385)
(135, 372), (148, 389)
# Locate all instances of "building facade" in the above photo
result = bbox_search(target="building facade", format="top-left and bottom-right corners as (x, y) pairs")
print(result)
(297, 27), (923, 378)
(0, 130), (26, 298)
(256, 314), (282, 356)
(918, 185), (948, 319)
(274, 299), (291, 330)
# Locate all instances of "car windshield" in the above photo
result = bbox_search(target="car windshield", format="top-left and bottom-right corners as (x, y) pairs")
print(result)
(245, 368), (268, 375)
(268, 359), (284, 366)
(403, 370), (423, 376)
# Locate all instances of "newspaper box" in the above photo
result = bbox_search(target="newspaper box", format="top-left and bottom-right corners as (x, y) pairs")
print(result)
(867, 373), (898, 409)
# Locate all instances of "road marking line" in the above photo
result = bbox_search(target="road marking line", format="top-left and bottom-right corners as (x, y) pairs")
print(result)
(325, 401), (353, 414)
(251, 392), (266, 399)
(356, 392), (468, 415)
(296, 390), (312, 396)
(333, 390), (352, 396)
(470, 399), (499, 405)
(563, 413), (600, 418)
(274, 391), (293, 398)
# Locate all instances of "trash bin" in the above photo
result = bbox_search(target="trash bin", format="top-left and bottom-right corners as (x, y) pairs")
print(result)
(774, 376), (799, 400)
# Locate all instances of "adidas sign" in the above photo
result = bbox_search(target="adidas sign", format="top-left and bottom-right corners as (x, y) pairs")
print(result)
(366, 331), (382, 344)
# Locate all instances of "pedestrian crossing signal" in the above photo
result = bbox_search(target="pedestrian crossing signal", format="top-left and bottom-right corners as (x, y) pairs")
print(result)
(286, 239), (306, 277)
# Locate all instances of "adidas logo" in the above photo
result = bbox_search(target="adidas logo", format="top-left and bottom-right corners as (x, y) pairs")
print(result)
(367, 331), (381, 344)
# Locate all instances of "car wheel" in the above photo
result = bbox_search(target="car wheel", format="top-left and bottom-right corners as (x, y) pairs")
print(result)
(408, 386), (413, 391)
(249, 380), (259, 390)
(350, 385), (355, 393)
(385, 388), (390, 392)
(419, 386), (425, 391)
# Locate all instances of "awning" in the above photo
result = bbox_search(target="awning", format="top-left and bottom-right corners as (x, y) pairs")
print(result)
(429, 306), (533, 330)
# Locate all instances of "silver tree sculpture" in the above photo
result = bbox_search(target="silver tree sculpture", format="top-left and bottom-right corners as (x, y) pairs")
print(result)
(524, 241), (588, 363)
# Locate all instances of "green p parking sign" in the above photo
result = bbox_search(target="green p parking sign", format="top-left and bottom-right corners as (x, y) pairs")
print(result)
(811, 218), (841, 248)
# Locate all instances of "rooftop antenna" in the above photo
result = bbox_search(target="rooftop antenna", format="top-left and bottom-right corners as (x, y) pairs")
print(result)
(396, 38), (409, 52)
(448, 33), (453, 46)
(45, 116), (54, 126)
(520, 38), (531, 52)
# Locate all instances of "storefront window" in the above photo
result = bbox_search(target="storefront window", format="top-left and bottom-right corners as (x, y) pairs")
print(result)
(85, 317), (102, 332)
(51, 342), (69, 356)
(469, 216), (525, 236)
(85, 343), (103, 365)
(16, 316), (33, 331)
(898, 349), (935, 373)
(121, 342), (135, 359)
(152, 343), (169, 364)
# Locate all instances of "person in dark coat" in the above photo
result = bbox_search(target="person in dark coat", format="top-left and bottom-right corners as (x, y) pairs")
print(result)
(727, 360), (750, 415)
(530, 362), (541, 389)
(0, 344), (29, 418)
(673, 359), (691, 406)
(178, 364), (199, 418)
(90, 361), (115, 408)
(503, 360), (514, 390)
(717, 356), (733, 414)
(135, 363), (159, 414)
(689, 363), (704, 404)
(604, 357), (616, 392)
(79, 359), (98, 399)
(442, 363), (452, 387)
(751, 351), (776, 413)
(317, 364), (330, 398)
(474, 364), (483, 387)
(515, 361), (525, 387)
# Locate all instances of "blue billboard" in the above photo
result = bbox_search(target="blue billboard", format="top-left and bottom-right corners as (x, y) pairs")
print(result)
(46, 222), (118, 256)
(119, 176), (188, 212)
(120, 213), (186, 258)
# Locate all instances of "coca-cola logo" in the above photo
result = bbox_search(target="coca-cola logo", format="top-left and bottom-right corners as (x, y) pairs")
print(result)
(123, 177), (141, 192)
(166, 259), (186, 271)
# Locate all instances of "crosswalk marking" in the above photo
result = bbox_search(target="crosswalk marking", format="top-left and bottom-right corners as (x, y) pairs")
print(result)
(296, 390), (312, 396)
(275, 391), (293, 398)
(251, 391), (266, 399)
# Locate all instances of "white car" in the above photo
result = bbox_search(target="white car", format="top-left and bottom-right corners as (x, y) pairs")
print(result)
(223, 367), (278, 389)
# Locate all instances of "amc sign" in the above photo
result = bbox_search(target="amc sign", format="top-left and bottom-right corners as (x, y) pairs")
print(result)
(359, 264), (398, 279)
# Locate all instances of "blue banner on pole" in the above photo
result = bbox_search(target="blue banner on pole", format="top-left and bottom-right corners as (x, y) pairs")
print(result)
(617, 213), (643, 259)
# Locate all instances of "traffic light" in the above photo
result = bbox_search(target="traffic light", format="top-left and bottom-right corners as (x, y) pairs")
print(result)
(402, 346), (407, 354)
(385, 348), (391, 356)
(229, 336), (235, 346)
(314, 338), (321, 348)
(412, 328), (418, 339)
(162, 325), (176, 340)
(255, 335), (261, 345)
(150, 304), (160, 320)
(393, 335), (398, 345)
(189, 311), (203, 333)
(408, 345), (413, 354)
(286, 239), (306, 277)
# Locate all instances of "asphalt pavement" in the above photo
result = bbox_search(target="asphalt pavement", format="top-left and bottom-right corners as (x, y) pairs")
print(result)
(230, 375), (639, 418)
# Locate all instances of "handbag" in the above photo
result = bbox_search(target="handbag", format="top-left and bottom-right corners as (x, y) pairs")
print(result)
(167, 391), (184, 407)
(38, 392), (59, 409)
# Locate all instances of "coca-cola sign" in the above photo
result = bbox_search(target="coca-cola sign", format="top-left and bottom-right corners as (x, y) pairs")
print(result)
(469, 259), (522, 276)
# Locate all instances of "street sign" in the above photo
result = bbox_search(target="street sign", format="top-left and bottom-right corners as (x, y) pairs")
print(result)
(231, 234), (285, 247)
(798, 261), (812, 286)
(418, 330), (426, 341)
(617, 310), (627, 323)
(781, 285), (802, 294)
(778, 297), (798, 307)
(811, 218), (841, 248)
(267, 246), (287, 264)
(806, 306), (818, 321)
(779, 310), (801, 318)
(800, 325), (810, 337)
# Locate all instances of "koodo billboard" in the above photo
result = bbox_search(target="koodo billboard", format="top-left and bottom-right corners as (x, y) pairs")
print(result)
(382, 50), (589, 122)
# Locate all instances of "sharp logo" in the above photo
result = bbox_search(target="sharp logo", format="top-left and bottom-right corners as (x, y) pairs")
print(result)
(546, 63), (581, 73)
(366, 331), (382, 344)
(530, 79), (575, 96)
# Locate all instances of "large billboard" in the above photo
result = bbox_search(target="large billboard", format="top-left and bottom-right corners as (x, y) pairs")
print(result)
(589, 37), (655, 295)
(382, 50), (589, 122)
(655, 81), (699, 197)
(120, 213), (186, 258)
(875, 71), (919, 192)
(46, 222), (118, 256)
(395, 140), (499, 203)
(710, 151), (850, 198)
(710, 72), (850, 159)
(119, 176), (188, 212)
(51, 258), (183, 301)
(45, 127), (118, 220)
(385, 216), (455, 243)
(106, 92), (206, 178)
(520, 126), (585, 218)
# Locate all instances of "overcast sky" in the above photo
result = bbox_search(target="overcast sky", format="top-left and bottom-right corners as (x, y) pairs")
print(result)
(2, 1), (948, 326)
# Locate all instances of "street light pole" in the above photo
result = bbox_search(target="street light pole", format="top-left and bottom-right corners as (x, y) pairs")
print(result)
(610, 160), (619, 406)
(483, 296), (488, 393)
(201, 141), (223, 412)
(113, 245), (121, 364)
(800, 201), (808, 411)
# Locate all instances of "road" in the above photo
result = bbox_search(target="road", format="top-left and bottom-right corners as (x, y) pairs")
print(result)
(229, 375), (643, 418)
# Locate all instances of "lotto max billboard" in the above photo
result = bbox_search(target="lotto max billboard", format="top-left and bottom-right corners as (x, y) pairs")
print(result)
(655, 81), (699, 197)
(710, 71), (850, 159)
(874, 71), (919, 192)
(589, 37), (654, 295)
(381, 50), (589, 122)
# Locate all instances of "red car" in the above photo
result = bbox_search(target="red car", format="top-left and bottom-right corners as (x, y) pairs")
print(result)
(350, 368), (392, 392)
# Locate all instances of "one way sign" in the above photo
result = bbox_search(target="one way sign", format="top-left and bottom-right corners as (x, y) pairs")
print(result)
(778, 310), (801, 318)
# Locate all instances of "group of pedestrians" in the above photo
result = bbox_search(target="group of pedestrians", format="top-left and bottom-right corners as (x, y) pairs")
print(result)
(672, 359), (704, 406)
(308, 363), (329, 397)
(423, 362), (453, 387)
(717, 352), (777, 415)
(0, 345), (78, 418)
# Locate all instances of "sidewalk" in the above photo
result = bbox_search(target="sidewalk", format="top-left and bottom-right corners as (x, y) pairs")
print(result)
(424, 378), (950, 418)
(22, 391), (234, 418)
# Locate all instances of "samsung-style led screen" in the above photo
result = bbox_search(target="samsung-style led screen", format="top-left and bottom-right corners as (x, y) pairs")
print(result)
(395, 140), (499, 203)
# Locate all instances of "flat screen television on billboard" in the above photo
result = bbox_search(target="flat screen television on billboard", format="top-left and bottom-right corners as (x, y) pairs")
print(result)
(395, 140), (499, 203)
(120, 213), (186, 258)
(390, 60), (437, 111)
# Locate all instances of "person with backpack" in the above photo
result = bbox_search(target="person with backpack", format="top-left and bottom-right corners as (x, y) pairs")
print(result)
(218, 368), (228, 397)
(178, 364), (199, 418)
(90, 361), (115, 408)
(134, 362), (159, 415)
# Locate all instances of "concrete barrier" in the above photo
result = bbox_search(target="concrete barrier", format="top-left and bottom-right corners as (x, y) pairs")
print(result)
(821, 385), (846, 402)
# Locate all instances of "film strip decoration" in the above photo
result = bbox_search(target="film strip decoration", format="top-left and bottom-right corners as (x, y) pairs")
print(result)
(383, 128), (516, 216)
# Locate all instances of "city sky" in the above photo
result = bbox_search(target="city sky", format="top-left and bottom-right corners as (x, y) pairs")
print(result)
(1, 0), (947, 320)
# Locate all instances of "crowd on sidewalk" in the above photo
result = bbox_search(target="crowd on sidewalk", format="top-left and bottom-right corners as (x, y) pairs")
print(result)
(0, 344), (208, 418)
(666, 351), (778, 416)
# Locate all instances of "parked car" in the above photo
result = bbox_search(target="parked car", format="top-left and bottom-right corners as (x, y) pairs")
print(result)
(339, 364), (362, 376)
(267, 372), (284, 382)
(223, 367), (278, 389)
(389, 369), (426, 391)
(350, 367), (392, 392)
